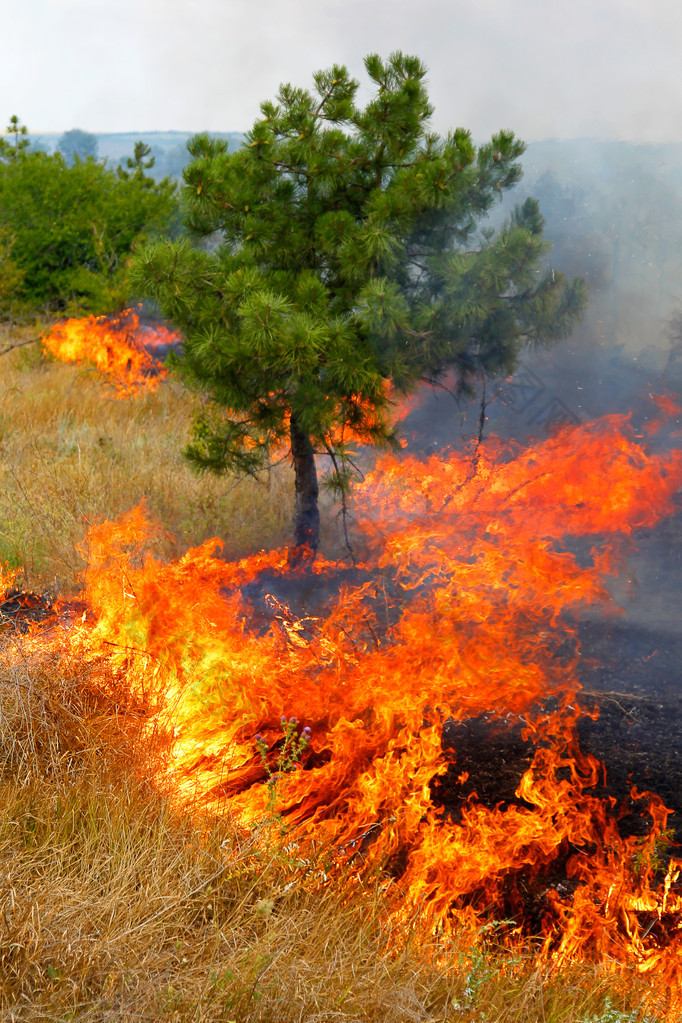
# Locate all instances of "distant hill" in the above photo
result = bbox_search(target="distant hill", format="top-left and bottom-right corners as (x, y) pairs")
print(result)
(26, 130), (244, 179)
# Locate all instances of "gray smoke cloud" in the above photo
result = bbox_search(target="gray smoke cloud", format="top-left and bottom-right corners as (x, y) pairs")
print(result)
(4, 0), (682, 141)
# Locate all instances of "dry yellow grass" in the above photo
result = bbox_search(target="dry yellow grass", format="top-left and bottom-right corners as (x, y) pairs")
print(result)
(0, 326), (667, 1022)
(0, 335), (294, 593)
(0, 634), (662, 1022)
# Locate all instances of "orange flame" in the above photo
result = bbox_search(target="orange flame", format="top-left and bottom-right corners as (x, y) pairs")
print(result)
(7, 403), (682, 1009)
(41, 308), (176, 397)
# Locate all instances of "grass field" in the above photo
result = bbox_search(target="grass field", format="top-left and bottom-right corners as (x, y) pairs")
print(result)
(0, 336), (667, 1021)
(0, 332), (295, 594)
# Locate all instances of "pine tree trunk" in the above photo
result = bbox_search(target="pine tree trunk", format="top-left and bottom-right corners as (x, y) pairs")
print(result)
(290, 413), (320, 554)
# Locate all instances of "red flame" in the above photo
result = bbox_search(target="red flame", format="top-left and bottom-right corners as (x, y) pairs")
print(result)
(41, 308), (177, 397)
(7, 377), (682, 1006)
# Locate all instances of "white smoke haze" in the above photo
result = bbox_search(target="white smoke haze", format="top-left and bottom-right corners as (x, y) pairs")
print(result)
(5, 0), (682, 140)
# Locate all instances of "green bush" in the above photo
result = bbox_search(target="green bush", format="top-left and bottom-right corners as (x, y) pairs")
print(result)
(0, 120), (178, 315)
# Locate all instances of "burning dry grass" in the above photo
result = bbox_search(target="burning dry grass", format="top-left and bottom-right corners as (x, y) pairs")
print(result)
(0, 323), (674, 1021)
(0, 341), (294, 593)
(0, 636), (660, 1022)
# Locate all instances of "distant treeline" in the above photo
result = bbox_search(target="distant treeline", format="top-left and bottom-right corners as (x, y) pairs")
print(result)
(24, 130), (244, 180)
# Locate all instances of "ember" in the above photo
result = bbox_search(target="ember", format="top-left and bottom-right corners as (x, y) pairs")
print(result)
(5, 325), (682, 1009)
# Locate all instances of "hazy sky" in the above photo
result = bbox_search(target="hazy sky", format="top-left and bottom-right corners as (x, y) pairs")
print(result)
(5, 0), (682, 141)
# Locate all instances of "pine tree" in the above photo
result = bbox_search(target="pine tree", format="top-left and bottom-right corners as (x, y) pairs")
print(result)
(130, 53), (586, 554)
(1, 116), (29, 158)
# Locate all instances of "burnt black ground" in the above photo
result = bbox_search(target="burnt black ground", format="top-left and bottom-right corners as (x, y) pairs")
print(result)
(431, 618), (682, 852)
(577, 618), (682, 845)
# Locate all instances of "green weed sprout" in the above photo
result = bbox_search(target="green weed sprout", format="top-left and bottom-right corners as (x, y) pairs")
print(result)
(255, 717), (311, 833)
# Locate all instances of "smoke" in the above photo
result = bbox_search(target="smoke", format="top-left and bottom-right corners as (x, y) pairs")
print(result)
(8, 0), (682, 140)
